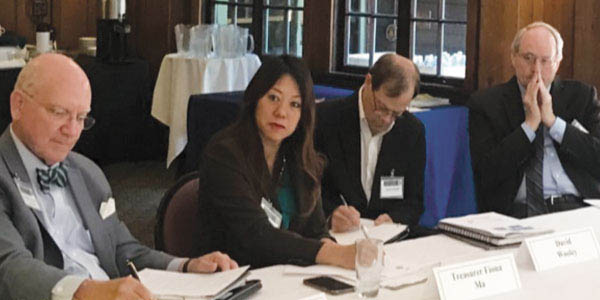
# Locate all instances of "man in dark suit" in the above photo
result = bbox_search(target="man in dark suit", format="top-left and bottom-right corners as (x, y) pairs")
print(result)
(0, 54), (237, 300)
(469, 22), (600, 218)
(315, 53), (425, 233)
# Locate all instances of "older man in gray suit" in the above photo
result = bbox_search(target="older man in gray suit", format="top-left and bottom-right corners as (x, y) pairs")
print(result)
(0, 54), (238, 300)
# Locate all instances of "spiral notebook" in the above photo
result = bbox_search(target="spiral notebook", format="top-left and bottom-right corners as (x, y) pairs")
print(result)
(437, 212), (552, 246)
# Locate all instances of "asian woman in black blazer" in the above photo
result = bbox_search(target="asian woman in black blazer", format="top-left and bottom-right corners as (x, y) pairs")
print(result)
(197, 55), (355, 269)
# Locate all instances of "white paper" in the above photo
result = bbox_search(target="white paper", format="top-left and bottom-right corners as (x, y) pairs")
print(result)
(283, 260), (434, 290)
(584, 199), (600, 208)
(525, 227), (600, 271)
(139, 265), (249, 298)
(433, 253), (521, 300)
(329, 218), (407, 246)
(298, 293), (327, 300)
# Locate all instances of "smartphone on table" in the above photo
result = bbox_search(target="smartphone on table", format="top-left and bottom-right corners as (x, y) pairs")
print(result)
(303, 275), (355, 295)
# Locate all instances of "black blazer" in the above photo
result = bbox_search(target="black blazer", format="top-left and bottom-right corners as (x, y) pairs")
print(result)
(315, 93), (425, 225)
(468, 77), (600, 217)
(197, 127), (329, 268)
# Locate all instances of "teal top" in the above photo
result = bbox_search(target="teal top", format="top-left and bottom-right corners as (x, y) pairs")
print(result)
(276, 169), (297, 230)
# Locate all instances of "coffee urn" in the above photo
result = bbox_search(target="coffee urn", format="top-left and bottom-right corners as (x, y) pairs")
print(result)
(97, 0), (130, 62)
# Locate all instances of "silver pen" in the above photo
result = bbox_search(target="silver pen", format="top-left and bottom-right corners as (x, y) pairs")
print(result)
(340, 194), (349, 206)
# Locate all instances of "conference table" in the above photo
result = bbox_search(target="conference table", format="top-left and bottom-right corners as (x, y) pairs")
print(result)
(246, 207), (600, 299)
(183, 91), (478, 228)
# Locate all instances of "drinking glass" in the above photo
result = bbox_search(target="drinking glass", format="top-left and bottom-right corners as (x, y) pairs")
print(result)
(355, 238), (384, 298)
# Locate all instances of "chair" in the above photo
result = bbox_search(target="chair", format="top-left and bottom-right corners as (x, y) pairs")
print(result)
(155, 171), (204, 257)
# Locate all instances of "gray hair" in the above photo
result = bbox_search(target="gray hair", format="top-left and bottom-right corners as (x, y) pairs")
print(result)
(511, 21), (563, 61)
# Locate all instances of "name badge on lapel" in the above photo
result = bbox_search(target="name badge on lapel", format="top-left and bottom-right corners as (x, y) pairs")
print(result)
(380, 169), (404, 199)
(261, 197), (282, 229)
(14, 176), (41, 211)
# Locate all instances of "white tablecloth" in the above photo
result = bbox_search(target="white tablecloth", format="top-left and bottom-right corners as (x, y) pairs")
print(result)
(151, 53), (261, 166)
(247, 207), (600, 299)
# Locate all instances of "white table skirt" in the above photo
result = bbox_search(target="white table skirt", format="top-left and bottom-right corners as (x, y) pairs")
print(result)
(247, 207), (600, 299)
(151, 53), (261, 167)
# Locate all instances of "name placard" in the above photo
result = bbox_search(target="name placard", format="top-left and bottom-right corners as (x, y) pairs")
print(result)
(433, 254), (521, 300)
(525, 227), (600, 272)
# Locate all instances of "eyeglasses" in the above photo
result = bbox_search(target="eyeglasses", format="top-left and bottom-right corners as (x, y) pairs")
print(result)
(18, 90), (96, 130)
(517, 52), (556, 68)
(371, 89), (403, 119)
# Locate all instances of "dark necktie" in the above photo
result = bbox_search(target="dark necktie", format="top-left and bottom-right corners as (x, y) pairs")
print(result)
(525, 127), (547, 216)
(36, 163), (68, 192)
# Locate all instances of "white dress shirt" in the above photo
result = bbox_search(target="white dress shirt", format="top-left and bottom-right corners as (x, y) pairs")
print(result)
(358, 85), (395, 202)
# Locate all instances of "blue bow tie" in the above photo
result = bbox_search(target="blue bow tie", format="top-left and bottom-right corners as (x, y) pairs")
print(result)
(36, 163), (68, 192)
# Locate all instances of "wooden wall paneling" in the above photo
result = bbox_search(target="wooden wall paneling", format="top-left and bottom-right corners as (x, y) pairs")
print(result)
(51, 0), (62, 47)
(542, 0), (575, 80)
(86, 0), (98, 37)
(477, 0), (520, 89)
(517, 0), (534, 28)
(192, 0), (200, 24)
(53, 0), (90, 50)
(574, 0), (600, 89)
(169, 0), (191, 51)
(0, 0), (17, 31)
(131, 0), (191, 84)
(303, 0), (334, 73)
(464, 0), (480, 92)
(16, 0), (37, 44)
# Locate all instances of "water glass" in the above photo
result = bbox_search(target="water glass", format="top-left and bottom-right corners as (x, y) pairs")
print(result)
(355, 238), (384, 298)
(190, 24), (216, 58)
(174, 24), (191, 55)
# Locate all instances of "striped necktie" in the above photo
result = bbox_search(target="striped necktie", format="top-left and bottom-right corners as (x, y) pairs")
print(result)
(525, 127), (548, 216)
(36, 163), (68, 192)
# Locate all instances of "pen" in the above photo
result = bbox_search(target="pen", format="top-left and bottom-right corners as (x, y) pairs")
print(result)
(360, 224), (371, 240)
(340, 194), (348, 206)
(127, 260), (141, 281)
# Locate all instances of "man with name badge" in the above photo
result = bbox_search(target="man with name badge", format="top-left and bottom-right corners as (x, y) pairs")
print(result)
(0, 53), (238, 300)
(468, 22), (600, 218)
(315, 53), (425, 233)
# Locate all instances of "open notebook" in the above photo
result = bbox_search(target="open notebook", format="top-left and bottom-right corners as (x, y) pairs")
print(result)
(329, 218), (408, 245)
(138, 265), (250, 300)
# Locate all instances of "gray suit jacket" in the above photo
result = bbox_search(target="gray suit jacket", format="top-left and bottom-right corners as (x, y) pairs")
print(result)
(0, 128), (174, 300)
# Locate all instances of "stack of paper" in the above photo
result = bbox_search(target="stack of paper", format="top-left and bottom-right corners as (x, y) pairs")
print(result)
(438, 212), (553, 246)
(329, 218), (408, 245)
(411, 93), (450, 108)
(138, 266), (250, 300)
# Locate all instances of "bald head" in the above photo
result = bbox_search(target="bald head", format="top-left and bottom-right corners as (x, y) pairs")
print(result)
(10, 53), (92, 165)
(15, 53), (90, 100)
(368, 53), (420, 98)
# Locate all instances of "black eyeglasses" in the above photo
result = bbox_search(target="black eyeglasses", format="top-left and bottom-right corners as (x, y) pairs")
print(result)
(371, 88), (403, 119)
